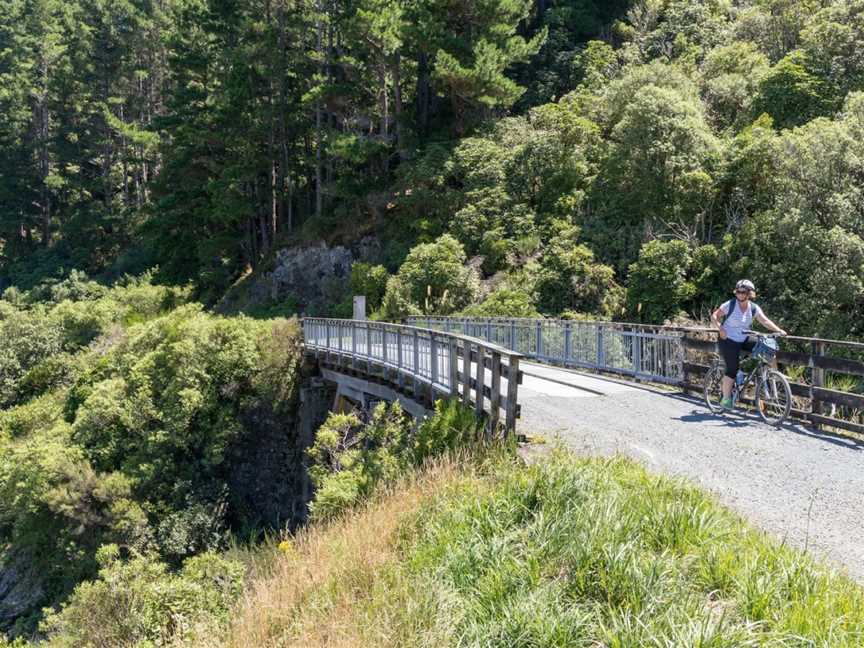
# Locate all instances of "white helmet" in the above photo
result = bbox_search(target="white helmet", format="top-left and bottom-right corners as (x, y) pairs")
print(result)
(735, 279), (755, 292)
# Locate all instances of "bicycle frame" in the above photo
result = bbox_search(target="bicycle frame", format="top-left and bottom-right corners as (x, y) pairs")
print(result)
(730, 362), (770, 405)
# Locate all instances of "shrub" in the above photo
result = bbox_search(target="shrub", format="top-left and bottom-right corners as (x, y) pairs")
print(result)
(350, 263), (389, 311)
(384, 235), (480, 316)
(307, 404), (409, 522)
(535, 229), (622, 317)
(462, 287), (541, 318)
(412, 399), (486, 465)
(41, 545), (244, 647)
(626, 240), (696, 323)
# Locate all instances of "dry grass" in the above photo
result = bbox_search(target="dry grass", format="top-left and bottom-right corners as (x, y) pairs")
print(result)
(196, 456), (481, 648)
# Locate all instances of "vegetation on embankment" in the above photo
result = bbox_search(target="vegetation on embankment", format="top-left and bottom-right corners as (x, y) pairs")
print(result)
(7, 359), (864, 646)
(0, 273), (303, 636)
(203, 451), (864, 647)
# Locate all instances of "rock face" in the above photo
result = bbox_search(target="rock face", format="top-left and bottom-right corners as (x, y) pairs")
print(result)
(0, 550), (45, 637)
(252, 237), (381, 314)
(228, 370), (335, 531)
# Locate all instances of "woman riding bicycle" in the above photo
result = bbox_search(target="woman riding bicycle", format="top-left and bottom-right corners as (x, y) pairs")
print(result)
(710, 279), (787, 410)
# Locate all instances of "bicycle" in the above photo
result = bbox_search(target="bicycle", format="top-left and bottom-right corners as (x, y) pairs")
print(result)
(703, 331), (792, 426)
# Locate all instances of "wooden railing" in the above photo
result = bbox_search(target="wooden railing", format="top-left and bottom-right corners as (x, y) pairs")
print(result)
(682, 330), (864, 437)
(302, 318), (524, 434)
(406, 316), (864, 438)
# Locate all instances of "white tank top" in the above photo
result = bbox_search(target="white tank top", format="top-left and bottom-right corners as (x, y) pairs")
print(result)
(721, 300), (763, 343)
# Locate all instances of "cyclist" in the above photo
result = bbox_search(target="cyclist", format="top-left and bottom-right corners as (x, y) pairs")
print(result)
(710, 279), (787, 410)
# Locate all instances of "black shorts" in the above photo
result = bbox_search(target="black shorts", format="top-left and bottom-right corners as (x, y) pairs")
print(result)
(718, 337), (756, 379)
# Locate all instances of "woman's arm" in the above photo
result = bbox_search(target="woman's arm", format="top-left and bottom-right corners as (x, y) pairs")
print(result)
(756, 311), (787, 336)
(711, 306), (728, 339)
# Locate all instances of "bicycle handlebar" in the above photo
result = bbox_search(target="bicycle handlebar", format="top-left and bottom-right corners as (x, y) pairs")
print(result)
(743, 330), (786, 338)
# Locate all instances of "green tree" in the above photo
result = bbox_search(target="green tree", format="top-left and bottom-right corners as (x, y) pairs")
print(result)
(625, 239), (695, 323)
(384, 234), (479, 315)
(589, 83), (720, 270)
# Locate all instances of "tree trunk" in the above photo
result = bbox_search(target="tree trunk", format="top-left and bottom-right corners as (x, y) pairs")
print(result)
(416, 51), (430, 139)
(393, 52), (405, 160)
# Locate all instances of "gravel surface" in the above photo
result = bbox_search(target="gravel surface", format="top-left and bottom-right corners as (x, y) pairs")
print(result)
(518, 362), (864, 582)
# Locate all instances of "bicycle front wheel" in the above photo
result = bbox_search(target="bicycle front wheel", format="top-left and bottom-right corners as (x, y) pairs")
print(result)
(703, 359), (725, 414)
(755, 369), (792, 426)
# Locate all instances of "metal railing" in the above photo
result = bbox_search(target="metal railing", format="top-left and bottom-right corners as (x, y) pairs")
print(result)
(302, 318), (524, 433)
(406, 317), (685, 385)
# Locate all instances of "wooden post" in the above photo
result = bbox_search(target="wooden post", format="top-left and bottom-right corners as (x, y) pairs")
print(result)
(449, 336), (459, 398)
(811, 340), (825, 429)
(396, 327), (404, 389)
(475, 345), (485, 417)
(430, 334), (439, 388)
(462, 341), (472, 407)
(489, 351), (501, 438)
(413, 328), (420, 396)
(505, 355), (520, 435)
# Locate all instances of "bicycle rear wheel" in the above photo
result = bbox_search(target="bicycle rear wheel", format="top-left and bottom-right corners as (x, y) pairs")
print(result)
(703, 359), (725, 414)
(755, 369), (792, 426)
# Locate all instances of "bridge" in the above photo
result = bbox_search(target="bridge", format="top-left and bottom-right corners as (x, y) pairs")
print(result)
(302, 315), (864, 580)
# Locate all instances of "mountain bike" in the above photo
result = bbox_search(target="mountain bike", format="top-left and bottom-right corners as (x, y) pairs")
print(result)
(703, 331), (792, 426)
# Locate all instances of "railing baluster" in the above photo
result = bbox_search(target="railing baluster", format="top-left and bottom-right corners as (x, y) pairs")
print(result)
(462, 341), (472, 407)
(449, 336), (459, 397)
(475, 345), (485, 417)
(431, 334), (439, 389)
(489, 351), (501, 437)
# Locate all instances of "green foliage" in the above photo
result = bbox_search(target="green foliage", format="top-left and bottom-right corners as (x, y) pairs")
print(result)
(411, 399), (486, 466)
(393, 452), (864, 646)
(307, 399), (487, 522)
(381, 235), (479, 317)
(41, 546), (244, 647)
(754, 50), (833, 129)
(463, 287), (540, 318)
(0, 283), (301, 632)
(350, 263), (389, 312)
(534, 223), (623, 317)
(626, 240), (696, 323)
(307, 403), (410, 521)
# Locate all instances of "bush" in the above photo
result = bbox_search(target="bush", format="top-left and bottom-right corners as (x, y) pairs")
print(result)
(462, 287), (541, 318)
(534, 226), (623, 317)
(412, 399), (486, 465)
(626, 240), (696, 323)
(307, 399), (489, 522)
(41, 545), (244, 647)
(350, 263), (389, 311)
(383, 235), (480, 316)
(307, 404), (409, 521)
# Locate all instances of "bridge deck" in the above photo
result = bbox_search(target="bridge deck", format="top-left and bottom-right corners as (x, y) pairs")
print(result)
(519, 362), (864, 582)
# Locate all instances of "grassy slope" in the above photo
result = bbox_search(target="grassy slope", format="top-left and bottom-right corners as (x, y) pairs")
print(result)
(202, 450), (864, 648)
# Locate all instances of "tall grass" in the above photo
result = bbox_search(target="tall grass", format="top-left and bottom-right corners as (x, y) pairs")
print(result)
(196, 451), (864, 647)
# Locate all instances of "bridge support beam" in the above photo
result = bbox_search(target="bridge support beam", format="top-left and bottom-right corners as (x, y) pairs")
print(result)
(320, 368), (432, 421)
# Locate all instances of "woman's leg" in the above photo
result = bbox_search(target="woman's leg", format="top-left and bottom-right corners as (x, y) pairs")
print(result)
(718, 338), (742, 399)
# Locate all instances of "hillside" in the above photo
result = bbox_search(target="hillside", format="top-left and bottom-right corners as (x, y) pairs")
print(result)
(3, 0), (864, 643)
(0, 275), (307, 636)
(1, 0), (863, 337)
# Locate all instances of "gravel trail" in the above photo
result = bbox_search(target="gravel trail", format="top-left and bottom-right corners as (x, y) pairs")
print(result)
(518, 362), (864, 581)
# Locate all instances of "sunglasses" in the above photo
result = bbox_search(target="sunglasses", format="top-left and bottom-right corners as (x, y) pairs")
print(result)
(735, 289), (750, 294)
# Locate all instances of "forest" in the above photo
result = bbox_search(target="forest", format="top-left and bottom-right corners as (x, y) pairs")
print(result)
(2, 0), (864, 642)
(1, 0), (861, 337)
